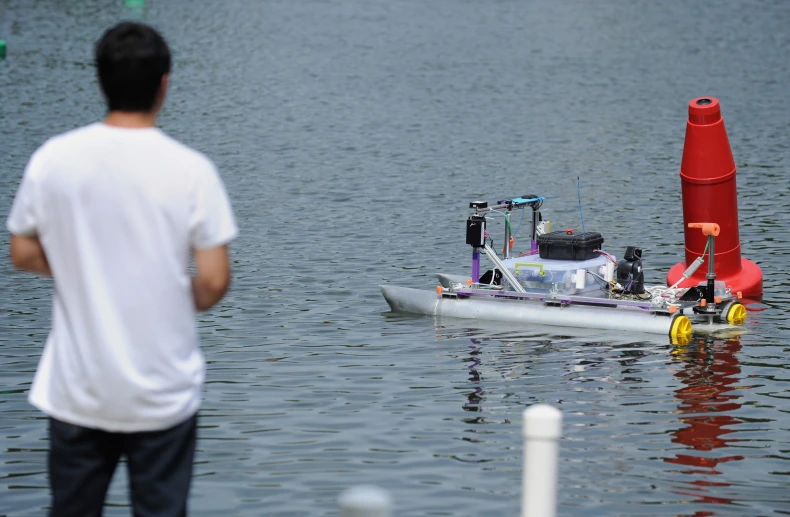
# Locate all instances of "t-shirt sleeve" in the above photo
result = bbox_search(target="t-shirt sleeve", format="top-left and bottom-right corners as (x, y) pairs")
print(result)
(6, 153), (42, 236)
(188, 162), (238, 250)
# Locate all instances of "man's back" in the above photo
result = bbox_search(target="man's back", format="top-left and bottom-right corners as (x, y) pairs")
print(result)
(7, 22), (236, 516)
(12, 122), (236, 432)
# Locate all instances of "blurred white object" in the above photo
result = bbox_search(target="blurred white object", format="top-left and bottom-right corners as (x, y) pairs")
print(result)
(339, 485), (392, 517)
(522, 404), (563, 517)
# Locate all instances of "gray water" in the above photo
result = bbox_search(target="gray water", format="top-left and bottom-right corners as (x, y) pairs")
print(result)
(1, 0), (790, 515)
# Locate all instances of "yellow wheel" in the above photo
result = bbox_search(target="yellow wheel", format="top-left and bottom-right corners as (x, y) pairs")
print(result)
(670, 315), (692, 343)
(724, 302), (747, 325)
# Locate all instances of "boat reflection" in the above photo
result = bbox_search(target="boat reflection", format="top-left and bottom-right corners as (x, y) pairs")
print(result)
(665, 334), (744, 512)
(462, 338), (484, 414)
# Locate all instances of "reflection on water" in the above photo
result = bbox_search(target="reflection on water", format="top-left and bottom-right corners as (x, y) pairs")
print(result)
(667, 336), (744, 512)
(463, 339), (484, 415)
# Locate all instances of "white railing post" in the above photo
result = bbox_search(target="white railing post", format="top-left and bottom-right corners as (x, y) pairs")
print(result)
(339, 485), (392, 517)
(521, 404), (563, 517)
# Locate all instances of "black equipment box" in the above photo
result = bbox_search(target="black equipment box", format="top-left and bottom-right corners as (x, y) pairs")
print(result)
(466, 216), (486, 247)
(537, 230), (604, 261)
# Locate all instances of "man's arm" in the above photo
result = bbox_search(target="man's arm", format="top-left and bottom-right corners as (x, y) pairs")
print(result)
(10, 234), (52, 276)
(192, 245), (231, 312)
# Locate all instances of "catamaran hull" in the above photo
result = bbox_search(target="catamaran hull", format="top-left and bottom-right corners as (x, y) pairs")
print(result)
(380, 285), (689, 337)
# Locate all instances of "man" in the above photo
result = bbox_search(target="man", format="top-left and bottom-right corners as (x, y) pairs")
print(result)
(6, 22), (237, 516)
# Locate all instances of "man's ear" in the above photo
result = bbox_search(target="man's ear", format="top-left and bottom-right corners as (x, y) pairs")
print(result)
(160, 74), (169, 96)
(154, 74), (169, 112)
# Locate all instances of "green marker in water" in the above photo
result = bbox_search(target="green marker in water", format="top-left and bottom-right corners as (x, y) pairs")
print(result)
(0, 40), (7, 59)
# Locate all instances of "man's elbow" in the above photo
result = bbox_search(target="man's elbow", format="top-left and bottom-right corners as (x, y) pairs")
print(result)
(10, 236), (35, 270)
(193, 270), (232, 311)
(207, 273), (231, 300)
(192, 244), (232, 311)
(10, 249), (25, 270)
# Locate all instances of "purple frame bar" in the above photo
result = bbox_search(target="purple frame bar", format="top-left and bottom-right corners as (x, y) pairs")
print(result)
(453, 288), (654, 311)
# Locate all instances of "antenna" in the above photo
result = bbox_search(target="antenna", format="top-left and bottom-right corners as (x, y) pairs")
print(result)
(577, 176), (586, 236)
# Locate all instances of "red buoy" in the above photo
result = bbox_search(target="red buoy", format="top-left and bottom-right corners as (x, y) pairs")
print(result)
(666, 97), (762, 298)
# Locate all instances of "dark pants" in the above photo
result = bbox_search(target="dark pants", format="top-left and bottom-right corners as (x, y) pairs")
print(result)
(48, 414), (197, 517)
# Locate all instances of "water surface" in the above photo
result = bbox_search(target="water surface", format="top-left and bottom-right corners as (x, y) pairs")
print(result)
(1, 0), (789, 515)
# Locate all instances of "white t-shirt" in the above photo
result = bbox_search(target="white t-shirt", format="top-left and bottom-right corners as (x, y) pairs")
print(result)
(6, 122), (238, 432)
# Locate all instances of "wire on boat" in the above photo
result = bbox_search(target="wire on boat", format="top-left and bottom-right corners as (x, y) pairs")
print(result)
(648, 239), (712, 297)
(484, 211), (505, 220)
(586, 270), (611, 291)
(667, 239), (711, 289)
(593, 249), (618, 265)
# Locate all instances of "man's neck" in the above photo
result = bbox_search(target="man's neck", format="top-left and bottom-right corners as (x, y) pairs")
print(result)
(103, 110), (158, 128)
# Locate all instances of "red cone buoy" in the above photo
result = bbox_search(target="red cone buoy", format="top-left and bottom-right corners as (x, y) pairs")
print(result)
(666, 97), (762, 298)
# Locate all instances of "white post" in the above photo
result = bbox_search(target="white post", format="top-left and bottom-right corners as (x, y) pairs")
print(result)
(521, 404), (563, 517)
(339, 485), (392, 517)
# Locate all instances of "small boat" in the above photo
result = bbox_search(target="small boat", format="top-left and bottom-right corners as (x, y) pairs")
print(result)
(380, 196), (746, 341)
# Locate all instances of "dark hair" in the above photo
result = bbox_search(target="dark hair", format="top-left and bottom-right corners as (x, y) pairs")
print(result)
(95, 22), (171, 112)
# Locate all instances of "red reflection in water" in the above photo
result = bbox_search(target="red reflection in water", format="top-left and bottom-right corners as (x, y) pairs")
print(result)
(665, 336), (743, 512)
